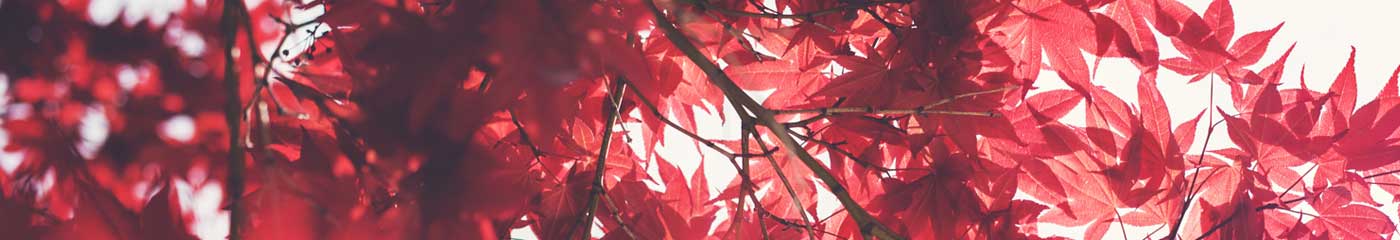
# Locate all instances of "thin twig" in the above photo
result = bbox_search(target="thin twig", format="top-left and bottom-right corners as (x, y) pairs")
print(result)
(750, 130), (819, 240)
(647, 1), (903, 238)
(772, 86), (1016, 116)
(1169, 76), (1219, 240)
(622, 79), (738, 158)
(1275, 164), (1317, 206)
(789, 131), (926, 173)
(1363, 168), (1400, 179)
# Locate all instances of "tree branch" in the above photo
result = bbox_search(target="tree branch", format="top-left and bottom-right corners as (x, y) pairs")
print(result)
(600, 194), (640, 240)
(219, 0), (251, 238)
(577, 79), (627, 240)
(646, 1), (903, 239)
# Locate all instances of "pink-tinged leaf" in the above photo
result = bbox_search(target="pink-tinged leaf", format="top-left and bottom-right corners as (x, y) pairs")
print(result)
(1338, 98), (1400, 170)
(1379, 64), (1399, 98)
(1091, 13), (1143, 61)
(1025, 90), (1085, 122)
(997, 0), (1099, 98)
(1217, 107), (1256, 153)
(1227, 22), (1284, 66)
(1172, 109), (1206, 155)
(1328, 47), (1359, 118)
(1085, 88), (1137, 155)
(1152, 0), (1181, 36)
(1161, 57), (1206, 76)
(725, 60), (826, 108)
(1244, 42), (1296, 85)
(1137, 74), (1172, 156)
(1202, 0), (1235, 46)
(1105, 0), (1161, 67)
(1021, 158), (1069, 200)
(1308, 188), (1397, 239)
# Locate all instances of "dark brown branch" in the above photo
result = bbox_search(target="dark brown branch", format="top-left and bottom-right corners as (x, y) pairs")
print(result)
(646, 1), (903, 238)
(218, 0), (251, 238)
(577, 79), (627, 240)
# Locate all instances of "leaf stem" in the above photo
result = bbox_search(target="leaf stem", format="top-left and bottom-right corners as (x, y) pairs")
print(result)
(1169, 75), (1219, 239)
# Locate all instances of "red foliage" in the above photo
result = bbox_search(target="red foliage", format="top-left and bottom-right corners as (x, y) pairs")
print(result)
(2, 0), (1398, 239)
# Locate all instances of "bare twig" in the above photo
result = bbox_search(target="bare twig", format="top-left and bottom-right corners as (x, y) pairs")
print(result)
(646, 1), (903, 238)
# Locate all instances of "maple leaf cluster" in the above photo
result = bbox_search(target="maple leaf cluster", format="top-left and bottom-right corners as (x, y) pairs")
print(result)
(1, 0), (1397, 239)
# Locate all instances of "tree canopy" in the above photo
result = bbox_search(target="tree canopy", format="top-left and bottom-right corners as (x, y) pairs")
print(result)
(1, 0), (1398, 239)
